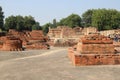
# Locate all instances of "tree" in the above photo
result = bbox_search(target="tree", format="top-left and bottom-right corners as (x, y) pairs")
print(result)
(42, 23), (51, 35)
(5, 15), (25, 31)
(92, 9), (120, 31)
(58, 14), (81, 28)
(82, 9), (94, 27)
(0, 6), (4, 30)
(16, 16), (24, 31)
(52, 19), (57, 28)
(5, 15), (38, 31)
(5, 16), (17, 30)
(32, 22), (42, 30)
(24, 16), (36, 31)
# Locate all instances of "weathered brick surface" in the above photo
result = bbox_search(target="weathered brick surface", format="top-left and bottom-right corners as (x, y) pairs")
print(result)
(0, 29), (49, 50)
(0, 36), (23, 51)
(25, 30), (49, 49)
(26, 43), (49, 50)
(76, 34), (115, 54)
(47, 26), (84, 47)
(69, 52), (120, 66)
(68, 33), (120, 66)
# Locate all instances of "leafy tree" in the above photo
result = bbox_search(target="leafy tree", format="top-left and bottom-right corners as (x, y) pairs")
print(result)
(110, 10), (120, 29)
(5, 15), (25, 31)
(0, 6), (4, 30)
(42, 23), (52, 35)
(5, 15), (38, 31)
(32, 22), (42, 30)
(92, 9), (120, 31)
(57, 18), (65, 26)
(52, 19), (57, 28)
(82, 9), (94, 27)
(58, 14), (81, 28)
(5, 16), (17, 30)
(24, 16), (36, 31)
(16, 15), (24, 31)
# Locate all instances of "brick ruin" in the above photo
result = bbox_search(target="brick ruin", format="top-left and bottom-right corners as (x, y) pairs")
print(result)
(47, 26), (97, 47)
(47, 26), (79, 47)
(0, 36), (23, 51)
(68, 33), (120, 66)
(25, 30), (49, 50)
(0, 29), (49, 51)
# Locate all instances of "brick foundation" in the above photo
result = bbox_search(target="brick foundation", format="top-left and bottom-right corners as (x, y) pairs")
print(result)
(68, 47), (120, 66)
(0, 36), (23, 51)
(68, 33), (120, 66)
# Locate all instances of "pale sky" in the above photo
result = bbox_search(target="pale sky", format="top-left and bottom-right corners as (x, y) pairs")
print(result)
(0, 0), (120, 25)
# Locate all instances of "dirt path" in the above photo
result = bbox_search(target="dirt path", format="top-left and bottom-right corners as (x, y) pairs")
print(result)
(0, 48), (120, 80)
(0, 48), (66, 63)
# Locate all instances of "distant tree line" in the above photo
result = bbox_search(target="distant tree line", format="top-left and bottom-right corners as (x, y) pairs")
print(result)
(0, 6), (120, 33)
(0, 6), (42, 31)
(42, 14), (82, 34)
(5, 15), (42, 31)
(82, 9), (120, 31)
(43, 9), (120, 33)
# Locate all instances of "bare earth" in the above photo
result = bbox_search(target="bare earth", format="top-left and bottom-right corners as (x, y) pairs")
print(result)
(0, 47), (120, 80)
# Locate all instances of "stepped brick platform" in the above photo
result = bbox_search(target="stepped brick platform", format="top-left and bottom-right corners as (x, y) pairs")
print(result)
(0, 36), (23, 51)
(0, 29), (49, 51)
(25, 30), (49, 49)
(26, 43), (49, 50)
(7, 29), (49, 50)
(68, 33), (120, 66)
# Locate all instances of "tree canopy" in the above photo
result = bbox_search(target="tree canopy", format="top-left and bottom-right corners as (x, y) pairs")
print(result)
(0, 6), (4, 30)
(92, 9), (120, 31)
(82, 9), (120, 31)
(57, 14), (81, 28)
(4, 15), (40, 31)
(82, 9), (94, 27)
(42, 23), (52, 35)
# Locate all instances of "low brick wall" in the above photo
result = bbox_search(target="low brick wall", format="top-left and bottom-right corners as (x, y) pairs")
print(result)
(68, 48), (120, 66)
(68, 34), (120, 66)
(1, 36), (23, 51)
(25, 43), (49, 50)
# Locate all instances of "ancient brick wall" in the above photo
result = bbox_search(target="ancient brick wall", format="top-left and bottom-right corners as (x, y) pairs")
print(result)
(47, 26), (84, 47)
(76, 34), (114, 54)
(0, 36), (23, 51)
(68, 50), (120, 66)
(0, 29), (49, 50)
(26, 43), (49, 50)
(68, 33), (120, 66)
(82, 27), (97, 35)
(47, 27), (62, 38)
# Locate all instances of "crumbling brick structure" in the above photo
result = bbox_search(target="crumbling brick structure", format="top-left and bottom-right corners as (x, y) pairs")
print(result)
(47, 26), (84, 47)
(0, 36), (23, 51)
(0, 29), (49, 50)
(68, 33), (120, 66)
(25, 30), (49, 49)
(47, 26), (97, 47)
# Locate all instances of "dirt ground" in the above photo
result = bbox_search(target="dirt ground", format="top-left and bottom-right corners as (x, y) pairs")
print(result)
(0, 47), (120, 80)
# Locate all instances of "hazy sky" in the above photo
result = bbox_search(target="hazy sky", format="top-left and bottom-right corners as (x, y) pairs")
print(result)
(0, 0), (120, 25)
